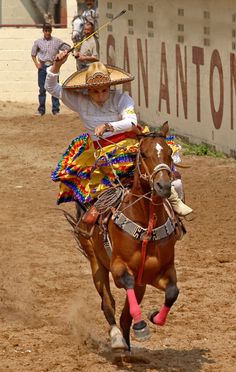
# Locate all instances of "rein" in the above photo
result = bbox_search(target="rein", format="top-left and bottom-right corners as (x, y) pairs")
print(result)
(133, 137), (173, 284)
(94, 137), (125, 189)
(137, 195), (157, 284)
(94, 132), (175, 285)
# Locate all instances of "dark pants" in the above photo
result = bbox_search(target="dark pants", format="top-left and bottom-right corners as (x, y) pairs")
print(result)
(38, 65), (60, 114)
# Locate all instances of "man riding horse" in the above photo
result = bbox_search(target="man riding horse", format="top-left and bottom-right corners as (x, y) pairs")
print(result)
(45, 56), (193, 350)
(45, 55), (192, 218)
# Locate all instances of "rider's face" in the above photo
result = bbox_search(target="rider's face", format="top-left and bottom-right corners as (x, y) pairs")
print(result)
(88, 86), (110, 106)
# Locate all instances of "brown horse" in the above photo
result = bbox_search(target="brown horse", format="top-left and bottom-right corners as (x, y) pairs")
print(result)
(72, 122), (179, 351)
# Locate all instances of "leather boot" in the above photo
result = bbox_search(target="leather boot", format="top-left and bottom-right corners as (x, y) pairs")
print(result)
(168, 186), (193, 216)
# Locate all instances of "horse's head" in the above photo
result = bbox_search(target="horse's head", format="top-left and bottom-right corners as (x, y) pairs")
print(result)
(136, 122), (173, 198)
(71, 15), (85, 43)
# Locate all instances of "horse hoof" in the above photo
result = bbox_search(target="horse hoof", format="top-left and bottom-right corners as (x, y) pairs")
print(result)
(148, 309), (159, 325)
(132, 320), (151, 341)
(111, 336), (129, 351)
(110, 326), (129, 351)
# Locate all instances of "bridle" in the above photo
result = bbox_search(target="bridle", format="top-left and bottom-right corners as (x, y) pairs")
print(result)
(133, 133), (174, 284)
(136, 135), (172, 191)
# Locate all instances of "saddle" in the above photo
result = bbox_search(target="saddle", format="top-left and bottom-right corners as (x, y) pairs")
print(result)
(77, 184), (186, 244)
(82, 205), (100, 225)
(75, 186), (125, 236)
(81, 177), (134, 226)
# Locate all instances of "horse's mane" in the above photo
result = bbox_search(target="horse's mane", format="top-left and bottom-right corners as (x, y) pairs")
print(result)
(137, 132), (166, 139)
(72, 14), (85, 22)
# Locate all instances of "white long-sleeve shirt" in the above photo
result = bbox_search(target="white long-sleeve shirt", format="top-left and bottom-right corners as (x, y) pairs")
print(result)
(45, 67), (138, 140)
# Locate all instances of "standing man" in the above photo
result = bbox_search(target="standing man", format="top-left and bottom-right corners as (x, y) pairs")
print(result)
(74, 22), (99, 71)
(82, 0), (99, 30)
(31, 22), (70, 116)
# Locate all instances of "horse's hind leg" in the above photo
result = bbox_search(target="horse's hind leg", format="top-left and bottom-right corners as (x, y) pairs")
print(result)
(149, 266), (179, 326)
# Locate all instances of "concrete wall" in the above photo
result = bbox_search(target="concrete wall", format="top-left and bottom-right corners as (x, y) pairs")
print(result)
(1, 0), (36, 24)
(0, 0), (235, 156)
(98, 0), (236, 156)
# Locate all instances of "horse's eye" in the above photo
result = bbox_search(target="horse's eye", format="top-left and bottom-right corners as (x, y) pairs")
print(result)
(140, 151), (147, 159)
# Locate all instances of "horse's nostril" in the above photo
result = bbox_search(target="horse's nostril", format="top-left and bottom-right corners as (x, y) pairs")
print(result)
(154, 181), (171, 197)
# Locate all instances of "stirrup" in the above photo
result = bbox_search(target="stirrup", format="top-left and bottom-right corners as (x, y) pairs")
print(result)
(175, 217), (186, 240)
(183, 212), (196, 221)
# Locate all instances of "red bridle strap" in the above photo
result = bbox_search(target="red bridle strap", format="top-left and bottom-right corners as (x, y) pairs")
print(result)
(137, 196), (157, 285)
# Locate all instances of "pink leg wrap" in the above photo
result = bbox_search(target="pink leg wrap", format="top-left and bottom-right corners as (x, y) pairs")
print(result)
(153, 305), (170, 326)
(127, 289), (142, 324)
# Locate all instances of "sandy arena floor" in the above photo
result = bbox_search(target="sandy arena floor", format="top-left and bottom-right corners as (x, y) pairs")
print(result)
(0, 101), (235, 371)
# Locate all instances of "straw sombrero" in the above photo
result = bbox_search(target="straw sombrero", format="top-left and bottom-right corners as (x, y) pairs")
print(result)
(62, 61), (134, 89)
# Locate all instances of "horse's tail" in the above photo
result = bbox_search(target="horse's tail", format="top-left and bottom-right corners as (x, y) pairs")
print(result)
(57, 208), (89, 259)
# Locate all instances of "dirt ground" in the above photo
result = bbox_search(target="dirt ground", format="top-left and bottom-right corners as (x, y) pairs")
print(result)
(0, 100), (235, 372)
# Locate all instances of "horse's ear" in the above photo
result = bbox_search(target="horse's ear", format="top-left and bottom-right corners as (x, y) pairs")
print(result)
(131, 123), (145, 138)
(161, 121), (169, 137)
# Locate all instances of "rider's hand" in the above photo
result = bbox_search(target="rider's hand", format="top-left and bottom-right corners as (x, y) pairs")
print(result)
(95, 123), (114, 137)
(51, 50), (69, 73)
(55, 50), (69, 63)
(95, 124), (106, 137)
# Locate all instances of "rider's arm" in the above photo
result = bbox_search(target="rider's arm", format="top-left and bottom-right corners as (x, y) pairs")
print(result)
(45, 50), (67, 99)
(109, 91), (138, 132)
(45, 56), (84, 114)
(95, 92), (138, 136)
(45, 67), (62, 99)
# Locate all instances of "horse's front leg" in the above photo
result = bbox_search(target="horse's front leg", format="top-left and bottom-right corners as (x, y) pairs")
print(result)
(111, 263), (150, 347)
(149, 265), (179, 326)
(120, 283), (148, 350)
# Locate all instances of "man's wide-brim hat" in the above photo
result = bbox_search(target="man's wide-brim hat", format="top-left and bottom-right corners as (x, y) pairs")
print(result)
(62, 61), (134, 89)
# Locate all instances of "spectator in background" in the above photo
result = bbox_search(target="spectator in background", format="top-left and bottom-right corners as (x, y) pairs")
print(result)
(80, 0), (99, 30)
(31, 22), (70, 116)
(74, 22), (99, 71)
(82, 0), (99, 47)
